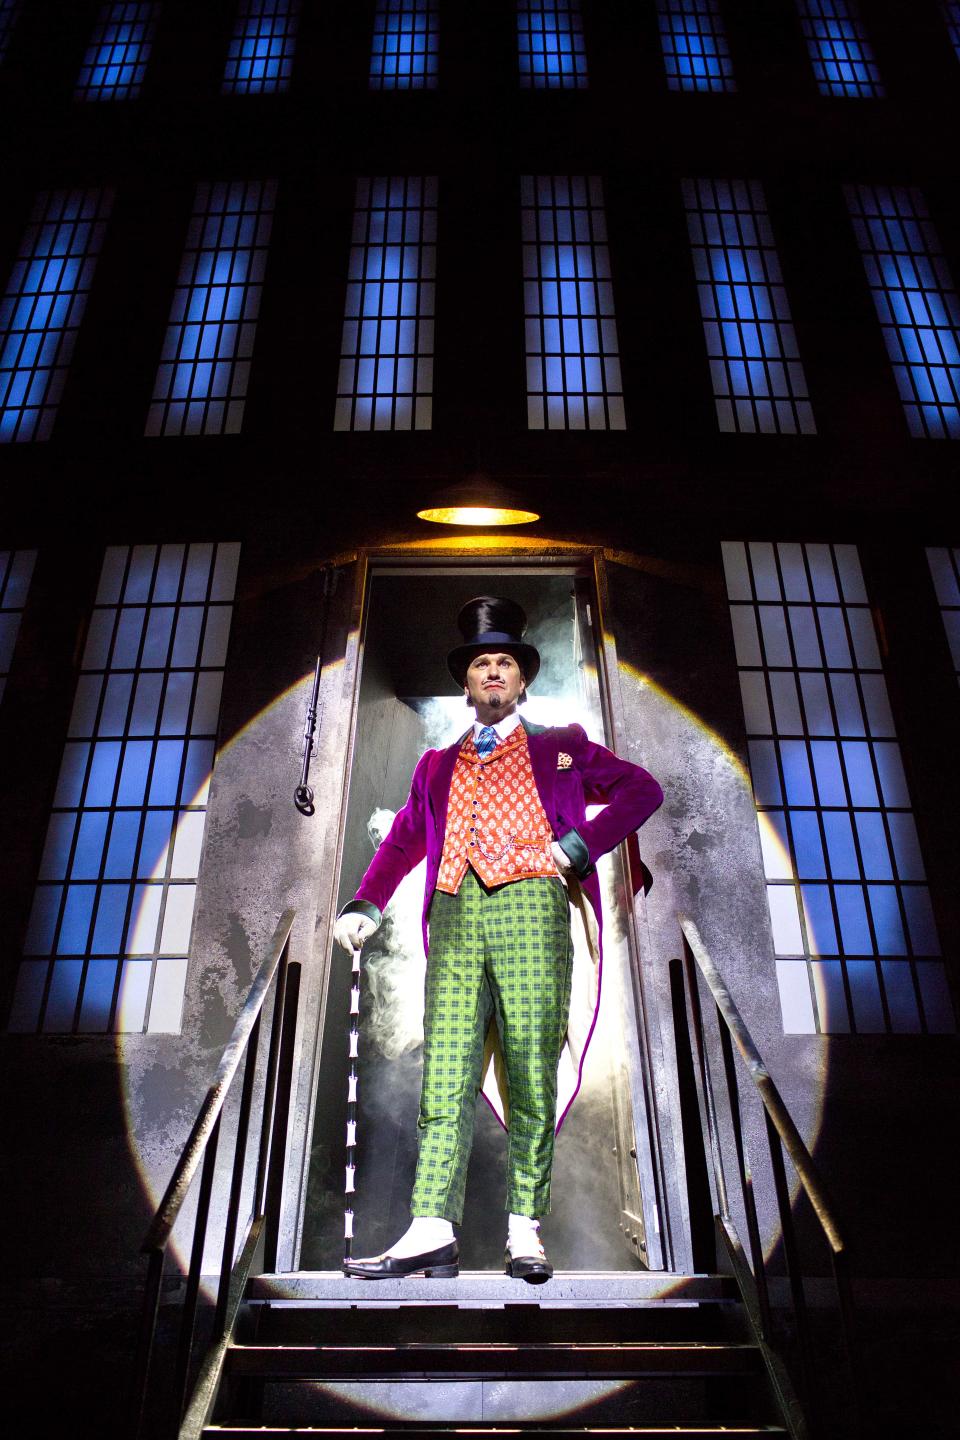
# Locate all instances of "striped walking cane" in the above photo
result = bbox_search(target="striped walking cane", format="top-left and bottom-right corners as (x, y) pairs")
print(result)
(343, 943), (361, 1262)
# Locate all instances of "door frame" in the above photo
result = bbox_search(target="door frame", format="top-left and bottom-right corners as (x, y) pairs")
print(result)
(279, 541), (684, 1273)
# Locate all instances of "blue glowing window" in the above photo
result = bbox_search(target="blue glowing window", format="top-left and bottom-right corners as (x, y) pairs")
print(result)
(0, 548), (36, 706)
(223, 0), (300, 96)
(796, 0), (883, 98)
(371, 0), (438, 90)
(944, 3), (960, 62)
(927, 547), (960, 684)
(723, 539), (953, 1036)
(518, 0), (588, 89)
(0, 0), (23, 66)
(75, 3), (159, 101)
(684, 178), (815, 435)
(0, 188), (114, 445)
(845, 185), (960, 441)
(8, 542), (240, 1035)
(657, 0), (735, 93)
(522, 175), (625, 431)
(335, 177), (436, 433)
(146, 180), (275, 438)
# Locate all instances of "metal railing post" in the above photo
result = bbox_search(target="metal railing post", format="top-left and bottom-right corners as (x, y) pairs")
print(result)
(717, 1014), (773, 1340)
(264, 958), (300, 1272)
(130, 1246), (165, 1440)
(214, 1013), (262, 1339)
(254, 939), (289, 1217)
(765, 1111), (812, 1403)
(129, 910), (297, 1440)
(174, 1114), (221, 1425)
(677, 913), (860, 1440)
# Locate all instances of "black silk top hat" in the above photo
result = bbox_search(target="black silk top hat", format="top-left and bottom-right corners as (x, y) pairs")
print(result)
(447, 596), (541, 688)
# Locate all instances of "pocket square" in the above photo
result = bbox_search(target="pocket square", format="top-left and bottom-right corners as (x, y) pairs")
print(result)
(557, 752), (573, 769)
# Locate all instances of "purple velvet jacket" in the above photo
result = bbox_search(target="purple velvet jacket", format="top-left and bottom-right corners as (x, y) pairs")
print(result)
(347, 718), (664, 955)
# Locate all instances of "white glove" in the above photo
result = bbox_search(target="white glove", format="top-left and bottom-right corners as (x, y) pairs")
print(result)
(551, 840), (574, 875)
(333, 912), (379, 955)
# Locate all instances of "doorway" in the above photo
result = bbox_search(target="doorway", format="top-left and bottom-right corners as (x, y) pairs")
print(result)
(298, 560), (661, 1272)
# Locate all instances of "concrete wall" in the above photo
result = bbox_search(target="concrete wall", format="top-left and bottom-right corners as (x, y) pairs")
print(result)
(1, 532), (955, 1302)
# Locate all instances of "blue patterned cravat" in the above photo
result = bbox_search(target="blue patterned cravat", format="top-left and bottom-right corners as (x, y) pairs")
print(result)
(475, 725), (499, 758)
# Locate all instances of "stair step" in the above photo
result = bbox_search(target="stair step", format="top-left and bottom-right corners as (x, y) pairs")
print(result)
(204, 1428), (788, 1437)
(248, 1273), (739, 1307)
(249, 1304), (745, 1345)
(225, 1341), (764, 1381)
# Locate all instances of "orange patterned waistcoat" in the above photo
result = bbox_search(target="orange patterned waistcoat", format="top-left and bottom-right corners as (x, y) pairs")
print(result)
(436, 725), (560, 894)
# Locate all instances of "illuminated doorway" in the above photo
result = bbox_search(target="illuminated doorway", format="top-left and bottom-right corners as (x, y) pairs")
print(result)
(298, 556), (668, 1272)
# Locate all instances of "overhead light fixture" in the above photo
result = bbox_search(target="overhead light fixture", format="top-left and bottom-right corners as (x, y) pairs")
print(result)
(417, 476), (540, 526)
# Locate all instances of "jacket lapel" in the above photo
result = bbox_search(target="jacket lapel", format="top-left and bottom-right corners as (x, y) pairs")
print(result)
(522, 717), (559, 820)
(427, 735), (464, 845)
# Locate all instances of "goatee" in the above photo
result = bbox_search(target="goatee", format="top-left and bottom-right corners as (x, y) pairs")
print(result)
(486, 694), (502, 708)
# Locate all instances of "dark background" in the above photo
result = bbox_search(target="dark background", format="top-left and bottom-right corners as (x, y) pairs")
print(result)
(0, 3), (957, 1436)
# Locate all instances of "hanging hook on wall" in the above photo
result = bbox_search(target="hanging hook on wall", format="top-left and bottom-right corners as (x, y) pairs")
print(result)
(294, 566), (337, 815)
(293, 653), (323, 814)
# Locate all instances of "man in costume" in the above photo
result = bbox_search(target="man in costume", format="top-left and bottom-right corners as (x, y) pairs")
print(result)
(334, 596), (663, 1283)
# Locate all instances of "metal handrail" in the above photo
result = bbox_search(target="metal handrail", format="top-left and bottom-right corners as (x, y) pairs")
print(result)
(143, 909), (296, 1252)
(677, 914), (861, 1440)
(679, 915), (845, 1255)
(130, 908), (298, 1440)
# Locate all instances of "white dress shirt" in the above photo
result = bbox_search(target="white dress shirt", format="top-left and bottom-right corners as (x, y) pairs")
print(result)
(472, 711), (522, 743)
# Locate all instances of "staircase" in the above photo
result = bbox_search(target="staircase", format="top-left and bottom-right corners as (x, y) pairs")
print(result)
(130, 912), (858, 1439)
(199, 1271), (789, 1436)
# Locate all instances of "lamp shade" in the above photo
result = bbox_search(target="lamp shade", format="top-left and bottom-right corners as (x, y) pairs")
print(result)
(417, 476), (539, 526)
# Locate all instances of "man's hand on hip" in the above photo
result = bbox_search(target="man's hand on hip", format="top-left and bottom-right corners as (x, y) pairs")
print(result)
(334, 913), (379, 954)
(550, 840), (574, 875)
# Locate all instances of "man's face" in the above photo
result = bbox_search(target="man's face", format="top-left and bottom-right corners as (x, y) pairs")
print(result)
(464, 651), (526, 714)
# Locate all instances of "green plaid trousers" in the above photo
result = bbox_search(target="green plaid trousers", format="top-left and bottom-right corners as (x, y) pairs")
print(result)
(410, 866), (573, 1223)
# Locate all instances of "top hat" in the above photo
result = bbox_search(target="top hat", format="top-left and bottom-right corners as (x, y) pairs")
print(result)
(447, 596), (541, 689)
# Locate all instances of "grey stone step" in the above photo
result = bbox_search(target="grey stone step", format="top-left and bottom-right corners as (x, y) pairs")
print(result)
(225, 1340), (764, 1381)
(205, 1428), (787, 1437)
(248, 1271), (739, 1308)
(249, 1302), (746, 1345)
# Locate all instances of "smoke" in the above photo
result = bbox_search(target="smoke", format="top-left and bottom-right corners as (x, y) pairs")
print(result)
(360, 823), (427, 1060)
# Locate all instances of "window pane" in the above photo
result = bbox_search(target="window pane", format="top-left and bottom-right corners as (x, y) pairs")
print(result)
(657, 0), (735, 93)
(147, 181), (276, 437)
(44, 960), (84, 1032)
(846, 960), (885, 1032)
(767, 883), (804, 953)
(776, 959), (816, 1034)
(796, 0), (883, 98)
(7, 961), (48, 1033)
(370, 0), (438, 91)
(927, 547), (960, 681)
(0, 548), (37, 702)
(78, 960), (117, 1031)
(944, 3), (960, 63)
(846, 187), (960, 440)
(75, 3), (160, 102)
(14, 543), (239, 1034)
(683, 178), (815, 435)
(522, 176), (625, 431)
(114, 959), (150, 1030)
(0, 190), (113, 443)
(725, 539), (948, 1035)
(518, 0), (588, 89)
(223, 0), (300, 96)
(811, 960), (849, 1032)
(335, 177), (436, 432)
(148, 959), (189, 1032)
(0, 1), (24, 67)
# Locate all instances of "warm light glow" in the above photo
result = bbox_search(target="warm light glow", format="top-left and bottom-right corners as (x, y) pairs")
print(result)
(417, 504), (539, 526)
